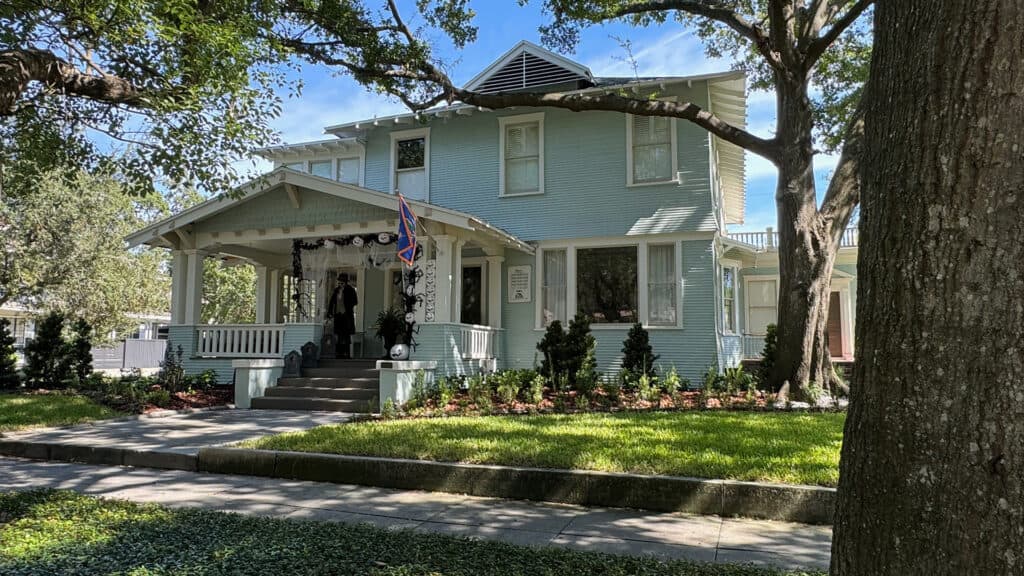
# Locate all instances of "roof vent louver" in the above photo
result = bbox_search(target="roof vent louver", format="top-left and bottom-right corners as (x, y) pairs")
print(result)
(467, 42), (594, 94)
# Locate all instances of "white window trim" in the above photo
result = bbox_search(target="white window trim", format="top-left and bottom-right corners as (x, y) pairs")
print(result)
(498, 112), (545, 197)
(647, 242), (680, 327)
(534, 237), (685, 331)
(625, 112), (679, 187)
(336, 154), (365, 187)
(389, 127), (431, 201)
(743, 274), (778, 337)
(275, 152), (366, 188)
(720, 260), (740, 335)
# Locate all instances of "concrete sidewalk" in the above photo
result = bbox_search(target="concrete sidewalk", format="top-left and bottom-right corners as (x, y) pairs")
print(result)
(0, 457), (832, 571)
(0, 409), (350, 456)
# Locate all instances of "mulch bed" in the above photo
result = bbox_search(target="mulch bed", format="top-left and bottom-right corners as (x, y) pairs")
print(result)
(144, 387), (233, 413)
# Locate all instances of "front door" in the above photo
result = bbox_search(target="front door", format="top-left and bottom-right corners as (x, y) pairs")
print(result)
(827, 291), (843, 358)
(461, 266), (483, 325)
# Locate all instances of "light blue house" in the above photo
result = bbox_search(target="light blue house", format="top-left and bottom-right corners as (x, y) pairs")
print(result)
(128, 42), (857, 410)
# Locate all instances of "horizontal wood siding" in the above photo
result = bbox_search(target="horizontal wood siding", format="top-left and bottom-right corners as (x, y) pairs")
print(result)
(168, 326), (234, 385)
(194, 187), (394, 234)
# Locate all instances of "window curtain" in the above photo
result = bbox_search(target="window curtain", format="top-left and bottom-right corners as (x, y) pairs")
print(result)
(542, 249), (567, 326)
(648, 244), (676, 325)
(632, 116), (672, 183)
(722, 268), (736, 332)
(505, 123), (540, 194)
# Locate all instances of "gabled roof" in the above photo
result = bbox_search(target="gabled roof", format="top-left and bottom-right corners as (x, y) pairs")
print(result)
(126, 168), (534, 254)
(464, 40), (594, 93)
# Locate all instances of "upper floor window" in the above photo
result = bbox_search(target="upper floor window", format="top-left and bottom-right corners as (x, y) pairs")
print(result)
(627, 114), (677, 186)
(338, 157), (360, 185)
(499, 113), (544, 196)
(310, 160), (332, 179)
(391, 128), (429, 201)
(283, 162), (305, 172)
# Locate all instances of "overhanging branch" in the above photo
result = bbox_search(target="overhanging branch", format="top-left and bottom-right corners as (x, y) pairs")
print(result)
(804, 0), (873, 67)
(0, 48), (144, 115)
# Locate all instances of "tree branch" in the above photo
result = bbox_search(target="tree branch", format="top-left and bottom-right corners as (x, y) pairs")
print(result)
(610, 1), (785, 70)
(804, 0), (873, 67)
(818, 103), (863, 235)
(0, 48), (143, 115)
(452, 88), (779, 160)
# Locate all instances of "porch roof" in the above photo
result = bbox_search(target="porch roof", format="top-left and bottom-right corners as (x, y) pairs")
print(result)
(127, 168), (534, 255)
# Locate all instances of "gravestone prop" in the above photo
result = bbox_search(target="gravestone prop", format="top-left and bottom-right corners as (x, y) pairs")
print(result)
(321, 332), (338, 359)
(301, 341), (319, 368)
(283, 350), (302, 377)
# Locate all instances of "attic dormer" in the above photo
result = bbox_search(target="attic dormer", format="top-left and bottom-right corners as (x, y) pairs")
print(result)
(464, 40), (595, 94)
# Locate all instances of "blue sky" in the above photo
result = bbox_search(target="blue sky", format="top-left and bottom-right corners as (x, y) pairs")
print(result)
(257, 1), (841, 233)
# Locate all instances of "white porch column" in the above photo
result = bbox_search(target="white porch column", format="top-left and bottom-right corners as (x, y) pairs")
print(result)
(268, 269), (283, 324)
(841, 285), (854, 358)
(452, 239), (466, 324)
(433, 235), (454, 323)
(183, 250), (206, 325)
(255, 265), (270, 324)
(170, 250), (188, 325)
(485, 255), (504, 328)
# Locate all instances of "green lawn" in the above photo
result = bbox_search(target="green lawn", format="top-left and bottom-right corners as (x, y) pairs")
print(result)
(0, 393), (124, 432)
(243, 411), (845, 487)
(0, 490), (822, 576)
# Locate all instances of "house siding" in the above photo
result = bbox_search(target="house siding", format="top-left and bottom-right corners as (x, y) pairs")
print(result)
(193, 187), (394, 235)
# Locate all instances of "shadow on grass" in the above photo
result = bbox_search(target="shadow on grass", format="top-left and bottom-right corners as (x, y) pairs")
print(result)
(0, 490), (819, 576)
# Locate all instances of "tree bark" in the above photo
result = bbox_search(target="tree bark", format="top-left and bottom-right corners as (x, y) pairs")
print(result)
(0, 49), (142, 115)
(832, 1), (1024, 573)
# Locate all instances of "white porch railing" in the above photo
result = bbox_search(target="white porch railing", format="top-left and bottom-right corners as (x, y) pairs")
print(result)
(743, 334), (767, 359)
(195, 324), (285, 358)
(459, 324), (499, 360)
(729, 227), (859, 250)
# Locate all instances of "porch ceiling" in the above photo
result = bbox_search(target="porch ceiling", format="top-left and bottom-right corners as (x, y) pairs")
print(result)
(127, 168), (534, 257)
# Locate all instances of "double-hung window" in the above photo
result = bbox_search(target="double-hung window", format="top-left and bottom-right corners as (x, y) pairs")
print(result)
(337, 157), (360, 185)
(499, 113), (544, 196)
(648, 244), (677, 326)
(627, 114), (676, 185)
(392, 128), (429, 201)
(541, 249), (567, 327)
(746, 278), (778, 335)
(722, 267), (737, 333)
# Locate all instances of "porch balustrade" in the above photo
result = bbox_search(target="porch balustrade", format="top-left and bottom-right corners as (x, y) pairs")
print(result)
(459, 324), (499, 360)
(195, 324), (285, 358)
(728, 227), (858, 250)
(743, 334), (767, 359)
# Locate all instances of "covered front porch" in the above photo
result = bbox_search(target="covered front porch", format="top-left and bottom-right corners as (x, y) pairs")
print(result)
(128, 168), (533, 385)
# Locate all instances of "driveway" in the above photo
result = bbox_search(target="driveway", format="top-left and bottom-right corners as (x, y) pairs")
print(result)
(0, 409), (350, 456)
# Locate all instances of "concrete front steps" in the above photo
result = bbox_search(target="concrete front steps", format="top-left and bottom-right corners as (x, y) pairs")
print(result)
(251, 359), (379, 413)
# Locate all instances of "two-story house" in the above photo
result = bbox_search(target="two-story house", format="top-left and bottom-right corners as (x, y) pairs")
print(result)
(128, 41), (858, 409)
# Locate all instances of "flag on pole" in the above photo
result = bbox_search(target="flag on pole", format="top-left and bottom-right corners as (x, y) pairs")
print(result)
(396, 193), (418, 266)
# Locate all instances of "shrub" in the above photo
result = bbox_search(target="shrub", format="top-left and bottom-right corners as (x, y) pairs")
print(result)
(759, 323), (778, 391)
(495, 371), (521, 405)
(564, 314), (595, 384)
(68, 318), (93, 383)
(23, 312), (72, 388)
(146, 388), (171, 408)
(574, 394), (589, 411)
(406, 369), (429, 410)
(621, 323), (658, 380)
(602, 374), (622, 403)
(186, 369), (218, 391)
(637, 373), (660, 404)
(723, 365), (756, 395)
(703, 365), (725, 393)
(467, 375), (490, 407)
(536, 320), (567, 379)
(157, 346), (187, 393)
(526, 373), (545, 405)
(381, 397), (399, 419)
(434, 376), (456, 407)
(0, 318), (19, 389)
(574, 339), (599, 398)
(662, 366), (682, 396)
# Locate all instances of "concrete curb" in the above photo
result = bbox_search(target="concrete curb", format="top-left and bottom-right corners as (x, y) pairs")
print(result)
(197, 448), (835, 525)
(0, 440), (197, 471)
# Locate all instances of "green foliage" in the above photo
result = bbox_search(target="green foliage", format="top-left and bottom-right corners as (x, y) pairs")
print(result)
(759, 324), (779, 391)
(574, 337), (599, 397)
(373, 307), (406, 349)
(0, 318), (18, 389)
(406, 370), (429, 411)
(201, 260), (256, 325)
(0, 171), (170, 342)
(433, 376), (456, 407)
(0, 490), (824, 576)
(1, 0), (294, 197)
(536, 320), (567, 379)
(145, 388), (172, 408)
(722, 366), (756, 396)
(662, 365), (688, 396)
(602, 374), (622, 403)
(68, 318), (93, 383)
(621, 323), (658, 379)
(467, 375), (492, 412)
(22, 312), (72, 388)
(157, 346), (187, 394)
(637, 373), (660, 404)
(495, 371), (522, 405)
(703, 365), (725, 393)
(564, 313), (596, 384)
(527, 373), (546, 405)
(381, 398), (399, 419)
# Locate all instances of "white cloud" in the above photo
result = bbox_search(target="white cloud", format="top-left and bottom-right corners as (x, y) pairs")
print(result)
(582, 30), (730, 78)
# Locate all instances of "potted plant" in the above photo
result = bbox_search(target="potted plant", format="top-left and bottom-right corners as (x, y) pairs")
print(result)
(374, 307), (405, 357)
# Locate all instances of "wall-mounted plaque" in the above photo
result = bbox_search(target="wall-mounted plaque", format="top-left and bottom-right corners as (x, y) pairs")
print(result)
(507, 265), (532, 303)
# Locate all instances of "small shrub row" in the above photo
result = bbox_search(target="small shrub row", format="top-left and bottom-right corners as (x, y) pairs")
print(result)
(0, 312), (94, 390)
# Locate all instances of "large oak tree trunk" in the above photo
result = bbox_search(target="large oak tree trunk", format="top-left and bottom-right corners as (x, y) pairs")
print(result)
(770, 78), (843, 401)
(832, 1), (1024, 573)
